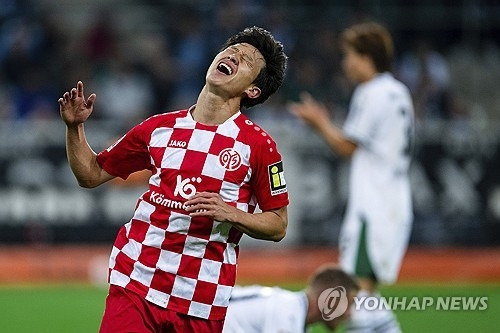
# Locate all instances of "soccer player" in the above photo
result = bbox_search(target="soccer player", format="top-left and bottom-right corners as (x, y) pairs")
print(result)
(59, 26), (288, 333)
(289, 22), (414, 332)
(223, 264), (359, 333)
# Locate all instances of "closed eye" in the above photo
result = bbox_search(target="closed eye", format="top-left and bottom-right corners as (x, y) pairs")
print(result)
(230, 46), (255, 67)
(242, 54), (254, 68)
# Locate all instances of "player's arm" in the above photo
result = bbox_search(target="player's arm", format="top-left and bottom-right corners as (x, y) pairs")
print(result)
(184, 193), (287, 242)
(59, 81), (115, 188)
(289, 92), (357, 158)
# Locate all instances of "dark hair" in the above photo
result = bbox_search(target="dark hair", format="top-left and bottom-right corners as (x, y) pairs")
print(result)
(341, 22), (394, 73)
(308, 264), (359, 295)
(220, 26), (287, 108)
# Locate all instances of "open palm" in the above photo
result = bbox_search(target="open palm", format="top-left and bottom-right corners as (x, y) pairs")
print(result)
(288, 92), (331, 131)
(58, 81), (96, 127)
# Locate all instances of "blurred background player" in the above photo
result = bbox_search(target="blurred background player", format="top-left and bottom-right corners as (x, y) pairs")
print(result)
(289, 22), (414, 332)
(59, 26), (288, 333)
(223, 264), (359, 333)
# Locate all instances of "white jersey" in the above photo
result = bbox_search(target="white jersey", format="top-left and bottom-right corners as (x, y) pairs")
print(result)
(340, 72), (414, 284)
(223, 285), (308, 333)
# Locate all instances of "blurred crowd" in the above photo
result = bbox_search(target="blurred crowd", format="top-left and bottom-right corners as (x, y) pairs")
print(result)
(0, 0), (484, 131)
(2, 0), (500, 245)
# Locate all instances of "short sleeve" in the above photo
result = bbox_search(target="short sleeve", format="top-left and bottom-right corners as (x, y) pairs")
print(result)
(343, 87), (382, 147)
(249, 139), (289, 211)
(96, 120), (154, 180)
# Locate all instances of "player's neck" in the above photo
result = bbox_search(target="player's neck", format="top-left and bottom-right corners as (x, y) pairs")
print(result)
(359, 66), (383, 83)
(193, 87), (241, 125)
(305, 291), (318, 325)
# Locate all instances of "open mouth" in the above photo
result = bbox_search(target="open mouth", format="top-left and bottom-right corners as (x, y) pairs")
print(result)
(217, 62), (233, 75)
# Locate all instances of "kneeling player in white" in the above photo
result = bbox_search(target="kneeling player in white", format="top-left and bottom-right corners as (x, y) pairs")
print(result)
(223, 264), (359, 333)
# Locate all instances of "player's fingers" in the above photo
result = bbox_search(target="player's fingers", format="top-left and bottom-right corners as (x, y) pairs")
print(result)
(185, 203), (211, 212)
(305, 96), (321, 109)
(185, 195), (213, 207)
(287, 102), (303, 116)
(63, 92), (70, 102)
(184, 197), (204, 207)
(299, 91), (314, 103)
(77, 81), (84, 97)
(87, 93), (97, 108)
(290, 102), (315, 119)
(296, 92), (319, 111)
(70, 88), (77, 100)
(188, 208), (213, 217)
(58, 97), (64, 106)
(186, 192), (220, 204)
(188, 203), (212, 210)
(191, 192), (216, 200)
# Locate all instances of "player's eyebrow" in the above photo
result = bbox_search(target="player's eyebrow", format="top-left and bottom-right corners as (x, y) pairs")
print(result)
(229, 45), (264, 68)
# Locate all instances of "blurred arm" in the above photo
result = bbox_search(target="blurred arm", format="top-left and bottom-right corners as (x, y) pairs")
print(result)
(289, 92), (357, 158)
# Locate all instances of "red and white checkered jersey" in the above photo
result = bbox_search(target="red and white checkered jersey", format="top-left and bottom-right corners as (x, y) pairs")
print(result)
(96, 108), (289, 320)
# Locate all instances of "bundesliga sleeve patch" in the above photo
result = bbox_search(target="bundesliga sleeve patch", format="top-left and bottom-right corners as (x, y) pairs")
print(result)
(268, 161), (287, 195)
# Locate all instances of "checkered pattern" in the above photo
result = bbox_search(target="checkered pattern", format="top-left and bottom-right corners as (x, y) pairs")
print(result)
(97, 108), (288, 320)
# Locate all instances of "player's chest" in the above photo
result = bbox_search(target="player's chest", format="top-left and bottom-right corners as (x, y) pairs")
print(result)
(149, 127), (252, 183)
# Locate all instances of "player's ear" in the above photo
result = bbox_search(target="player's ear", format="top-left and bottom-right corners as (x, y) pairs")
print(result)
(245, 86), (261, 99)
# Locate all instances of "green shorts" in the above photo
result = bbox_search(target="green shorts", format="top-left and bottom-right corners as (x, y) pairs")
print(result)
(354, 218), (377, 282)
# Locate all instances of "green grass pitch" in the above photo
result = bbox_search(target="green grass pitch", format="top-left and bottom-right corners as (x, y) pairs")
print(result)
(0, 283), (498, 332)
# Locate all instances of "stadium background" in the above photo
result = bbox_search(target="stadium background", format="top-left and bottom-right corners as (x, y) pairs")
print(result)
(0, 0), (499, 331)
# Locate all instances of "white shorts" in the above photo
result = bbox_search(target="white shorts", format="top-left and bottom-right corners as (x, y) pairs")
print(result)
(339, 206), (412, 285)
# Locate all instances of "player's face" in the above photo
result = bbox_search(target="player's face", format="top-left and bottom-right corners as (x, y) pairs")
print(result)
(341, 46), (372, 84)
(206, 43), (265, 98)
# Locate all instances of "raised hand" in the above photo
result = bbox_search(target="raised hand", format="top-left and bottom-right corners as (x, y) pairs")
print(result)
(288, 92), (331, 131)
(58, 81), (97, 127)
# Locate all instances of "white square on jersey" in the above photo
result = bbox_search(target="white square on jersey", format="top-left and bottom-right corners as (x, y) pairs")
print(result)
(149, 169), (161, 187)
(174, 114), (196, 129)
(157, 249), (182, 274)
(210, 221), (232, 242)
(219, 180), (240, 202)
(109, 246), (120, 268)
(188, 301), (212, 318)
(202, 154), (226, 180)
(109, 270), (131, 287)
(143, 224), (167, 247)
(171, 275), (197, 300)
(232, 141), (251, 164)
(213, 284), (232, 306)
(146, 288), (170, 308)
(216, 121), (240, 139)
(236, 202), (249, 212)
(161, 147), (187, 170)
(130, 262), (155, 287)
(183, 235), (208, 257)
(132, 200), (155, 223)
(187, 129), (216, 153)
(150, 127), (173, 147)
(166, 211), (191, 234)
(121, 239), (142, 261)
(198, 258), (222, 283)
(223, 244), (237, 265)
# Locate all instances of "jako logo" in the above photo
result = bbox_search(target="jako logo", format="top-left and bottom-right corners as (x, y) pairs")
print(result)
(174, 175), (202, 199)
(318, 286), (348, 321)
(168, 140), (187, 148)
